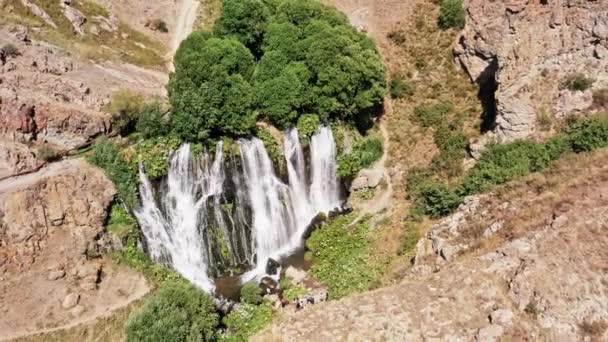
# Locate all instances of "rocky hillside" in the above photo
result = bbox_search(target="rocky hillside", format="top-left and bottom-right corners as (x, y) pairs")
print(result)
(255, 149), (608, 341)
(0, 0), (185, 338)
(457, 0), (608, 145)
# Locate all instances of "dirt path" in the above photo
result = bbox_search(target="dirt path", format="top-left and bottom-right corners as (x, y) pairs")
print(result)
(168, 0), (200, 69)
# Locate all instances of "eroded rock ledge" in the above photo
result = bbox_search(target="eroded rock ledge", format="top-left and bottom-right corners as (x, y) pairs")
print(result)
(455, 0), (608, 143)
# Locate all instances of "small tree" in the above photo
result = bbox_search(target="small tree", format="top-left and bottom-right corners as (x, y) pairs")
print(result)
(438, 0), (466, 29)
(564, 73), (594, 92)
(2, 43), (20, 57)
(136, 102), (168, 139)
(104, 89), (145, 136)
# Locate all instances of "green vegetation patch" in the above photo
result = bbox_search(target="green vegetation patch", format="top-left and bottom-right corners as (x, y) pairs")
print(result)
(337, 135), (383, 178)
(409, 116), (608, 218)
(88, 138), (139, 208)
(306, 213), (383, 299)
(219, 303), (274, 341)
(170, 0), (386, 143)
(125, 282), (219, 342)
(438, 0), (465, 29)
(134, 136), (181, 179)
(296, 113), (320, 142)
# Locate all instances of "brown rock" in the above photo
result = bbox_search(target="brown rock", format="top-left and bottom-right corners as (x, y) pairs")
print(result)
(61, 293), (79, 309)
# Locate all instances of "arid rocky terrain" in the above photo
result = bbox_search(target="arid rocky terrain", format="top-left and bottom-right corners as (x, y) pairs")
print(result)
(1, 0), (607, 340)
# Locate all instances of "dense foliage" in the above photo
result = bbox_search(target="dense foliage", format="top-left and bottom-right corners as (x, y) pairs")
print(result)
(136, 102), (169, 139)
(169, 0), (386, 143)
(438, 0), (465, 29)
(87, 139), (138, 208)
(125, 282), (219, 342)
(296, 113), (320, 141)
(104, 89), (146, 135)
(134, 136), (181, 179)
(306, 214), (381, 299)
(409, 116), (608, 217)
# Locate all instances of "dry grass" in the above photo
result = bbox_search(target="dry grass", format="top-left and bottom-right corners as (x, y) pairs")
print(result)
(14, 300), (142, 342)
(195, 0), (223, 31)
(1, 0), (166, 69)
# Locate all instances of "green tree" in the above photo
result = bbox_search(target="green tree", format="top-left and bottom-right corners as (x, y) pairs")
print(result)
(125, 282), (219, 342)
(214, 0), (272, 55)
(170, 35), (257, 141)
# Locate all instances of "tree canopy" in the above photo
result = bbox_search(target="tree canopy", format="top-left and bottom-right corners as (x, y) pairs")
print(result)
(169, 0), (386, 143)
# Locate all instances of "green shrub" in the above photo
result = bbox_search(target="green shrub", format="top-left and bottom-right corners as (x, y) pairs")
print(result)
(566, 116), (608, 152)
(414, 181), (461, 217)
(135, 136), (181, 179)
(438, 0), (465, 29)
(239, 282), (263, 305)
(564, 73), (594, 92)
(279, 277), (307, 301)
(431, 124), (468, 176)
(104, 89), (146, 135)
(460, 140), (553, 195)
(36, 144), (61, 162)
(220, 303), (274, 341)
(136, 102), (169, 139)
(256, 128), (282, 163)
(397, 222), (421, 257)
(2, 43), (20, 57)
(389, 73), (414, 99)
(306, 214), (381, 299)
(106, 204), (137, 239)
(88, 139), (138, 208)
(337, 136), (383, 178)
(296, 113), (320, 141)
(413, 101), (453, 128)
(125, 282), (219, 342)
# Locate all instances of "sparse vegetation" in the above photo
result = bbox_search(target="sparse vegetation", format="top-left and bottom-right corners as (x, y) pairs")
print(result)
(146, 19), (169, 33)
(438, 0), (465, 29)
(2, 43), (20, 57)
(390, 72), (415, 99)
(104, 90), (146, 135)
(592, 88), (608, 109)
(256, 127), (282, 163)
(413, 101), (453, 128)
(36, 144), (61, 162)
(564, 73), (594, 92)
(387, 30), (406, 45)
(220, 302), (274, 341)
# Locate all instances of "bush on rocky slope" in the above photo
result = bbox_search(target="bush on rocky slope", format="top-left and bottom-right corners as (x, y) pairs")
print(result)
(438, 0), (465, 29)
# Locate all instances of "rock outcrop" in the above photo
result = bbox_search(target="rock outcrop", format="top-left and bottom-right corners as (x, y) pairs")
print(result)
(255, 150), (608, 341)
(455, 0), (608, 142)
(0, 140), (38, 178)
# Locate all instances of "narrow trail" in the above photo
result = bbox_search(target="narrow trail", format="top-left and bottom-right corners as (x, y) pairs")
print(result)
(352, 115), (394, 225)
(168, 0), (200, 70)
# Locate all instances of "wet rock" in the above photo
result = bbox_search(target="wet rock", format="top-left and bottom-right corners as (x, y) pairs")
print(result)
(265, 258), (280, 276)
(62, 293), (79, 309)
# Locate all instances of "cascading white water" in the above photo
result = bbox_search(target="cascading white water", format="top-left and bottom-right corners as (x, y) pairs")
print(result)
(135, 127), (342, 293)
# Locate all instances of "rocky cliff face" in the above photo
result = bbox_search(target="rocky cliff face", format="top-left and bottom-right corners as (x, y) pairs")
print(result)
(255, 150), (608, 341)
(455, 0), (608, 143)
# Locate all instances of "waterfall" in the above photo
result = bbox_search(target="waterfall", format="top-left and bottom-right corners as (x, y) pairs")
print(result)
(135, 127), (342, 293)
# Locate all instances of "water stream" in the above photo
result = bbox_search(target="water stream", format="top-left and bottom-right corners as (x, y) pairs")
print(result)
(134, 127), (342, 293)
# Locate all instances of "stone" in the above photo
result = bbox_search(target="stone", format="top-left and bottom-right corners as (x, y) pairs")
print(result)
(80, 282), (97, 291)
(70, 305), (85, 317)
(62, 293), (79, 309)
(483, 221), (504, 237)
(490, 309), (514, 327)
(60, 1), (87, 36)
(476, 325), (504, 342)
(48, 270), (65, 281)
(350, 169), (384, 191)
(284, 266), (307, 284)
(19, 0), (57, 28)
